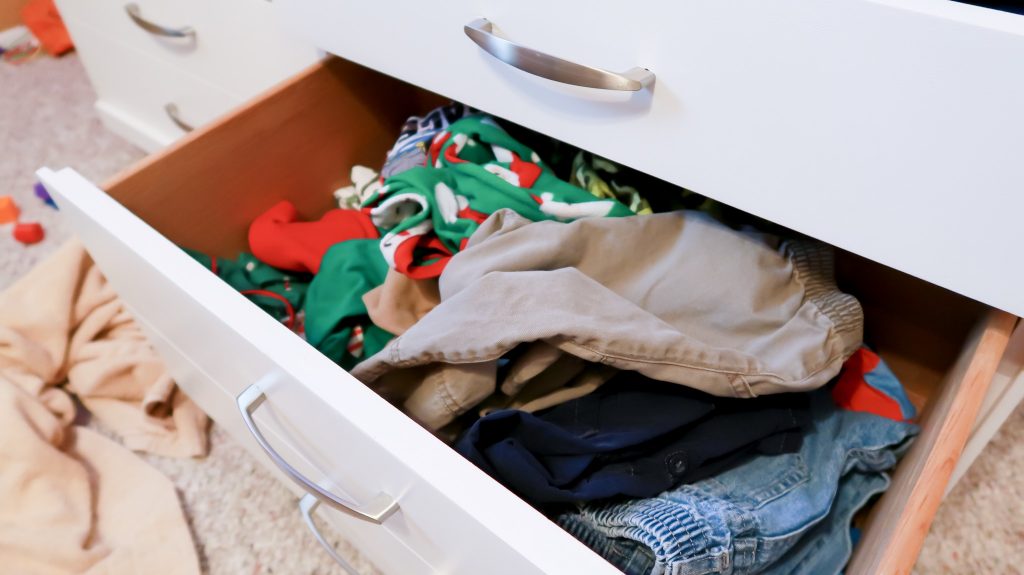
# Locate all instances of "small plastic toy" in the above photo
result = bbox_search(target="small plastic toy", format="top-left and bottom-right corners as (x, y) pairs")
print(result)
(13, 222), (45, 245)
(0, 195), (20, 224)
(34, 182), (57, 209)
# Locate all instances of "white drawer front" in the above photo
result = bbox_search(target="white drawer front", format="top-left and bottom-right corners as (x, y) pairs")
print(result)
(56, 0), (319, 98)
(68, 22), (241, 150)
(284, 0), (1024, 317)
(128, 311), (431, 575)
(36, 167), (620, 575)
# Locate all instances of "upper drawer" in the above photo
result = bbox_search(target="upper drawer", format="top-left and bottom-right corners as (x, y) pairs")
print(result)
(282, 0), (1024, 318)
(70, 21), (242, 150)
(56, 0), (319, 97)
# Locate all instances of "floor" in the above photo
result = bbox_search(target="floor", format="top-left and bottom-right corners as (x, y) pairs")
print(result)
(1, 53), (365, 575)
(2, 52), (1022, 575)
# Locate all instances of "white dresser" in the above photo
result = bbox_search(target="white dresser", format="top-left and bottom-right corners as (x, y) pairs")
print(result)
(56, 0), (320, 151)
(38, 1), (1024, 573)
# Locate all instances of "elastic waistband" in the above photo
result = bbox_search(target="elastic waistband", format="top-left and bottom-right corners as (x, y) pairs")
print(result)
(783, 240), (863, 354)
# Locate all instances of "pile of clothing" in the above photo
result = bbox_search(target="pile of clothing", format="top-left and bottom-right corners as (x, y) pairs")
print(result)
(184, 102), (919, 575)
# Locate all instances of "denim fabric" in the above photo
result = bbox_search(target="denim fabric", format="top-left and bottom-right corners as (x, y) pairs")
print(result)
(454, 376), (809, 504)
(557, 391), (917, 575)
(762, 471), (890, 575)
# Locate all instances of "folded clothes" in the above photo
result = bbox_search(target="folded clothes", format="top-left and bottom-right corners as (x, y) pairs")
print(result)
(760, 471), (890, 575)
(558, 390), (918, 575)
(353, 209), (863, 430)
(365, 115), (634, 279)
(248, 200), (378, 274)
(455, 374), (810, 504)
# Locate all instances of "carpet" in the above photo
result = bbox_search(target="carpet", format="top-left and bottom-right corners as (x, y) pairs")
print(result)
(2, 52), (1021, 575)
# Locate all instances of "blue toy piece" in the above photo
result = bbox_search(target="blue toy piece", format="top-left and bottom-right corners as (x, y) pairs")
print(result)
(34, 182), (57, 209)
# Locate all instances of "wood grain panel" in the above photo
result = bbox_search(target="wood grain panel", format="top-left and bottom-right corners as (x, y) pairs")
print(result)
(104, 57), (428, 256)
(847, 310), (1017, 574)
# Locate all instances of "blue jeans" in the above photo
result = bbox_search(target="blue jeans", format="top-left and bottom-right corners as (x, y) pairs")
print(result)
(557, 391), (917, 575)
(762, 471), (889, 575)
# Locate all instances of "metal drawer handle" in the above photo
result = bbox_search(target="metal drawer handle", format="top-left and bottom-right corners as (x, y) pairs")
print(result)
(300, 494), (362, 575)
(164, 103), (194, 132)
(237, 382), (399, 524)
(125, 3), (196, 39)
(464, 18), (654, 91)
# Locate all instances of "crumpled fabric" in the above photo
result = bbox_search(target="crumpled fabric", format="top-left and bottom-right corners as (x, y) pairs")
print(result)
(304, 239), (394, 369)
(455, 374), (810, 504)
(334, 165), (384, 209)
(187, 249), (309, 334)
(380, 102), (475, 178)
(0, 240), (205, 575)
(364, 115), (634, 279)
(354, 210), (863, 431)
(362, 269), (440, 336)
(248, 199), (379, 274)
(570, 151), (655, 215)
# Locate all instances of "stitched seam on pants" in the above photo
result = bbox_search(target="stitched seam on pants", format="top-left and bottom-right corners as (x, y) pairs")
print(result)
(565, 341), (785, 381)
(435, 370), (465, 417)
(733, 374), (754, 397)
(369, 345), (849, 398)
(568, 342), (855, 397)
(369, 334), (849, 393)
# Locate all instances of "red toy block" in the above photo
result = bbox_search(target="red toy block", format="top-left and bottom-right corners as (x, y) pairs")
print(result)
(13, 222), (45, 245)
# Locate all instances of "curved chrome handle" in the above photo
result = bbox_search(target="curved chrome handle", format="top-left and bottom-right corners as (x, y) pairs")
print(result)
(125, 3), (196, 39)
(300, 494), (362, 575)
(464, 18), (654, 91)
(164, 103), (194, 132)
(237, 382), (399, 524)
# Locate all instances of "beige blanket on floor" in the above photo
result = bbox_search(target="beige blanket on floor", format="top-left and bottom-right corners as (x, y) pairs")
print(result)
(0, 240), (206, 575)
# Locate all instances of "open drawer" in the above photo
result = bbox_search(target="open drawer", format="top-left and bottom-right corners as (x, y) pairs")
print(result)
(38, 58), (1018, 575)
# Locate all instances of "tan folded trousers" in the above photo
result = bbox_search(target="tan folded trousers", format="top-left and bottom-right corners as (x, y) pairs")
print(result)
(0, 240), (205, 575)
(354, 210), (863, 431)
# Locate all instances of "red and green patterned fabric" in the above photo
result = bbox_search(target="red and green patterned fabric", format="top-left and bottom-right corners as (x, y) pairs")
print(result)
(185, 249), (309, 334)
(363, 115), (634, 279)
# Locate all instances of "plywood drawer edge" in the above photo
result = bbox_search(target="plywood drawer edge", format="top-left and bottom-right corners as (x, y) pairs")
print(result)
(848, 310), (1018, 575)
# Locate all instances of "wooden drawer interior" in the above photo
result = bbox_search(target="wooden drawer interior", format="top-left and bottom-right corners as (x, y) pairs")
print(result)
(100, 56), (1016, 575)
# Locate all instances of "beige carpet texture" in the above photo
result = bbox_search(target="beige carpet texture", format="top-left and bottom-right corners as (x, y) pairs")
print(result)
(2, 52), (1022, 575)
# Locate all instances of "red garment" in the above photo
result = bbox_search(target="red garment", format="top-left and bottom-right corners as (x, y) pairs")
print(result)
(389, 232), (451, 279)
(248, 201), (379, 274)
(21, 0), (73, 56)
(832, 347), (912, 422)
